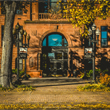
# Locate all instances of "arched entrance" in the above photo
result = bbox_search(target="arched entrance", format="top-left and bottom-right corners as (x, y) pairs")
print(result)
(41, 32), (68, 77)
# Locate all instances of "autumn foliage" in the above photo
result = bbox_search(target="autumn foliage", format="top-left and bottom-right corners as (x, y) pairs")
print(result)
(56, 0), (110, 38)
(99, 73), (110, 86)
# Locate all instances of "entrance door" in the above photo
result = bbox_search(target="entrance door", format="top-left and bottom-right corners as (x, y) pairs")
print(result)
(41, 33), (68, 77)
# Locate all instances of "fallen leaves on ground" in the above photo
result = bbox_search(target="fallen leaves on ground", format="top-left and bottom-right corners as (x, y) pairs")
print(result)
(0, 103), (110, 109)
(77, 84), (110, 92)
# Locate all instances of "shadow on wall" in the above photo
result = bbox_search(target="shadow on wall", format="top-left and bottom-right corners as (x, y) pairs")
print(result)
(70, 48), (110, 76)
(28, 30), (42, 70)
(96, 48), (110, 75)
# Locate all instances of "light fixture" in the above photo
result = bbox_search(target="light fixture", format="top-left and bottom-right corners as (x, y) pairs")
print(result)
(12, 28), (16, 35)
(52, 39), (57, 41)
(88, 27), (92, 36)
(27, 34), (30, 40)
(96, 28), (100, 45)
(92, 23), (96, 30)
(24, 30), (27, 36)
(15, 22), (20, 30)
(96, 28), (100, 36)
(19, 32), (22, 40)
(20, 27), (24, 35)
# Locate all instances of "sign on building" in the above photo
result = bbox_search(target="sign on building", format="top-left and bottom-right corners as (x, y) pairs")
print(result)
(19, 47), (27, 59)
(84, 48), (92, 58)
(19, 47), (27, 53)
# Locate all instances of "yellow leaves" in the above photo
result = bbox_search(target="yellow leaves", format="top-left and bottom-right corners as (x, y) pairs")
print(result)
(81, 0), (84, 2)
(101, 13), (103, 15)
(64, 6), (66, 9)
(77, 82), (110, 92)
(106, 1), (108, 4)
(75, 100), (77, 102)
(0, 103), (110, 109)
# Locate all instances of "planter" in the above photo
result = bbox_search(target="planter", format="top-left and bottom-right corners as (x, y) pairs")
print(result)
(39, 76), (42, 78)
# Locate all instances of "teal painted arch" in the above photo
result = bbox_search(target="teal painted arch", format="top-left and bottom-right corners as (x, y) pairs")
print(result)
(42, 33), (68, 47)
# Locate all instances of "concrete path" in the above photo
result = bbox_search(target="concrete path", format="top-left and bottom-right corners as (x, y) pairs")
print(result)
(0, 77), (110, 105)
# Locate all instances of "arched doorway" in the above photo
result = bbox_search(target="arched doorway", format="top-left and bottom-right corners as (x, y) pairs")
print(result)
(41, 33), (68, 77)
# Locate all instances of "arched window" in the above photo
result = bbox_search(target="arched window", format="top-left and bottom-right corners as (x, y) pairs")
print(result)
(42, 33), (68, 47)
(29, 57), (33, 68)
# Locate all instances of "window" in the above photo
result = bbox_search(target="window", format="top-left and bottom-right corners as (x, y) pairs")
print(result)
(84, 59), (92, 70)
(48, 53), (55, 59)
(19, 59), (23, 70)
(1, 25), (4, 47)
(42, 38), (46, 46)
(42, 33), (68, 47)
(1, 2), (5, 14)
(101, 26), (108, 47)
(48, 34), (62, 46)
(1, 2), (22, 15)
(39, 0), (67, 13)
(50, 0), (60, 13)
(64, 38), (68, 46)
(29, 57), (33, 67)
(55, 53), (62, 59)
(39, 0), (48, 13)
(15, 58), (23, 70)
(16, 9), (22, 14)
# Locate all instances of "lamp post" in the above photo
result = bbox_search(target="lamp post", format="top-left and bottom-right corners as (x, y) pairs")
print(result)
(13, 22), (21, 82)
(13, 22), (30, 82)
(23, 31), (30, 79)
(88, 23), (100, 82)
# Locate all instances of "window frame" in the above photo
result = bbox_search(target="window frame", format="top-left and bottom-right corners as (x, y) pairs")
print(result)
(101, 26), (108, 47)
(16, 9), (23, 15)
(19, 59), (23, 70)
(38, 0), (67, 13)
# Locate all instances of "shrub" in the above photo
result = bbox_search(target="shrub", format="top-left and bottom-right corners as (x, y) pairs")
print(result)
(19, 70), (25, 78)
(86, 69), (102, 79)
(12, 69), (25, 78)
(12, 68), (17, 74)
(79, 72), (84, 78)
(99, 73), (110, 86)
(86, 70), (93, 78)
(77, 84), (110, 91)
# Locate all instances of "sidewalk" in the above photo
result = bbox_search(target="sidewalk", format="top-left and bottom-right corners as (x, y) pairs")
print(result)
(0, 77), (110, 105)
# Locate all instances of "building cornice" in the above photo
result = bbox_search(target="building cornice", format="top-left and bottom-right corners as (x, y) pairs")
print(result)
(24, 20), (71, 24)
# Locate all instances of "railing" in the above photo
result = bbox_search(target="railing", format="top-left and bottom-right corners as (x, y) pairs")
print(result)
(38, 13), (66, 19)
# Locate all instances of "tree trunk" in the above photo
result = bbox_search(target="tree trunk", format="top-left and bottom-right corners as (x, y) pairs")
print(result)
(0, 1), (17, 87)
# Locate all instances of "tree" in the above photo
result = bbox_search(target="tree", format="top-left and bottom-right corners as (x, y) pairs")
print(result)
(57, 0), (110, 37)
(0, 1), (29, 87)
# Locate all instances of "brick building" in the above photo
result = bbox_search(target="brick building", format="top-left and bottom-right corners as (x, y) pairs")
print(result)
(0, 0), (110, 77)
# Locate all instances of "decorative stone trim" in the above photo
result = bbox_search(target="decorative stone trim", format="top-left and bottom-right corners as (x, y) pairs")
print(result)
(24, 20), (71, 24)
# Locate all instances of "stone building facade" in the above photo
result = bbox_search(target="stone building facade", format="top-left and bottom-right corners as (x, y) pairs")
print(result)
(0, 1), (110, 77)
